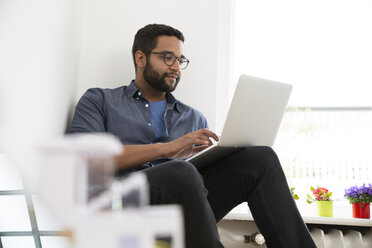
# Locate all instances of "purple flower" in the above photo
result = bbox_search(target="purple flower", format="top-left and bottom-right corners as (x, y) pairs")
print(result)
(345, 184), (372, 204)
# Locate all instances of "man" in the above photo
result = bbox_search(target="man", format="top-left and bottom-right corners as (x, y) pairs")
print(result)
(70, 24), (316, 248)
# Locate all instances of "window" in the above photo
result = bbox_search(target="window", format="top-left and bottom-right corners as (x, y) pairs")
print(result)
(233, 0), (372, 208)
(0, 155), (71, 248)
(274, 107), (372, 212)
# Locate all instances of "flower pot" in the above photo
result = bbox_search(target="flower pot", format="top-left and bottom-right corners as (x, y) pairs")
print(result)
(352, 202), (370, 219)
(316, 201), (333, 217)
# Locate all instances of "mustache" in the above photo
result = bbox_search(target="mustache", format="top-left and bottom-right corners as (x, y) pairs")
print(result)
(163, 72), (179, 78)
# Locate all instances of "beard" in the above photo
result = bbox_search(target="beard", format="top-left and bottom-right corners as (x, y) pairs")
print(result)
(143, 62), (180, 93)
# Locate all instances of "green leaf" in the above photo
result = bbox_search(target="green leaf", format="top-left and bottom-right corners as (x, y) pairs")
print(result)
(293, 194), (299, 200)
(307, 194), (312, 199)
(310, 186), (315, 191)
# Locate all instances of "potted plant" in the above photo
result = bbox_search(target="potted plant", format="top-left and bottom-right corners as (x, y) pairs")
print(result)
(290, 187), (299, 200)
(307, 186), (333, 217)
(344, 184), (372, 219)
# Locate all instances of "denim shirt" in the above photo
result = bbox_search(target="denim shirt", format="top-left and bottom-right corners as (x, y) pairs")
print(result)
(69, 81), (208, 173)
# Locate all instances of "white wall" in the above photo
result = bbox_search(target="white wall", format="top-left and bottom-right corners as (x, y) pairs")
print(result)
(0, 0), (82, 183)
(0, 0), (234, 177)
(76, 0), (234, 132)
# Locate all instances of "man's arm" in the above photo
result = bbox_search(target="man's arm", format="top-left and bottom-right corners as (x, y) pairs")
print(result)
(114, 128), (219, 170)
(70, 89), (218, 170)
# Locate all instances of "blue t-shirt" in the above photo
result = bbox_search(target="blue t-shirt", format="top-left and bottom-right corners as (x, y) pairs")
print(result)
(150, 100), (167, 138)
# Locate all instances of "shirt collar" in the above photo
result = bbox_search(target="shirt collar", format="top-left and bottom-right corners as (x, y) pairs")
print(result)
(127, 80), (141, 99)
(165, 92), (180, 113)
(126, 80), (180, 112)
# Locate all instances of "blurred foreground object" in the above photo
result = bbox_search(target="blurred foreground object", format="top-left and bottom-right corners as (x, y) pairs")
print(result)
(38, 134), (184, 248)
(38, 134), (123, 225)
(74, 206), (184, 248)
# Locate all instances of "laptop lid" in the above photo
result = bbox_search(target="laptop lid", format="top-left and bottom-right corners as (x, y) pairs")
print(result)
(219, 74), (292, 147)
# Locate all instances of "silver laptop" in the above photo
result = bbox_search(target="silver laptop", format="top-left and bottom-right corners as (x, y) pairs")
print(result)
(186, 74), (292, 170)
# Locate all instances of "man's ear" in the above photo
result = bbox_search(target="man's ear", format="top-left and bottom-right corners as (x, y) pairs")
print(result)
(135, 50), (146, 69)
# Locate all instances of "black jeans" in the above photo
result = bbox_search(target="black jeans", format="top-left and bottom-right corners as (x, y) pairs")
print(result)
(143, 146), (316, 248)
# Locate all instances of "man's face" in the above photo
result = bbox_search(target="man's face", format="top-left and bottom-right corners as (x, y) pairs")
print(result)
(143, 36), (184, 93)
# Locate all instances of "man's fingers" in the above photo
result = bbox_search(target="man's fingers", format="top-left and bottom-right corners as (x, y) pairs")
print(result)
(179, 129), (218, 148)
(191, 138), (210, 146)
(199, 128), (219, 142)
(192, 145), (210, 154)
(198, 134), (213, 145)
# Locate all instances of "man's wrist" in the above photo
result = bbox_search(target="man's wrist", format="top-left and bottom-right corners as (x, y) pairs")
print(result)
(154, 142), (168, 158)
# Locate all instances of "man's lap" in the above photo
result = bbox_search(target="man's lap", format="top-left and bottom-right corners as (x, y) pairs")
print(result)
(141, 146), (279, 219)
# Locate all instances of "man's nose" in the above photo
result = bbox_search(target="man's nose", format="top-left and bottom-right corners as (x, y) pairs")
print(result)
(169, 59), (181, 71)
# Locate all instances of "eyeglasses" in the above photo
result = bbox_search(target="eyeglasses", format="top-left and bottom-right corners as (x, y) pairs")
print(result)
(151, 52), (190, 70)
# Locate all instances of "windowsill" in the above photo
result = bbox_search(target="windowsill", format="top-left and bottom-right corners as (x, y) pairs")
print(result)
(223, 202), (372, 227)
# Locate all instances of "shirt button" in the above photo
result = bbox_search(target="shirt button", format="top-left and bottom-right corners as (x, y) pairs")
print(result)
(136, 97), (139, 100)
(145, 104), (149, 108)
(148, 122), (151, 126)
(138, 92), (142, 96)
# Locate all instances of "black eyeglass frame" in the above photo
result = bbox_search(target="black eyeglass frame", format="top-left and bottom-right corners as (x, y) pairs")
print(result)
(150, 51), (190, 70)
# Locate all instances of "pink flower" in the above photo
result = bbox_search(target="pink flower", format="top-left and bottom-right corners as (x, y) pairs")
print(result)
(307, 186), (333, 204)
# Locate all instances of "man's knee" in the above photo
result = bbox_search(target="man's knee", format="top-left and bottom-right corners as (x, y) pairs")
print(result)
(251, 146), (279, 161)
(167, 160), (205, 189)
(240, 146), (281, 171)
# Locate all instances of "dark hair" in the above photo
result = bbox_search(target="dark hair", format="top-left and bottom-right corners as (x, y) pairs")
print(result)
(132, 24), (185, 70)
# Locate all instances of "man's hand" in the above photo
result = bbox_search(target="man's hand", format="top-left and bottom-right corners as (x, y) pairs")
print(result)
(115, 129), (219, 170)
(161, 129), (219, 159)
